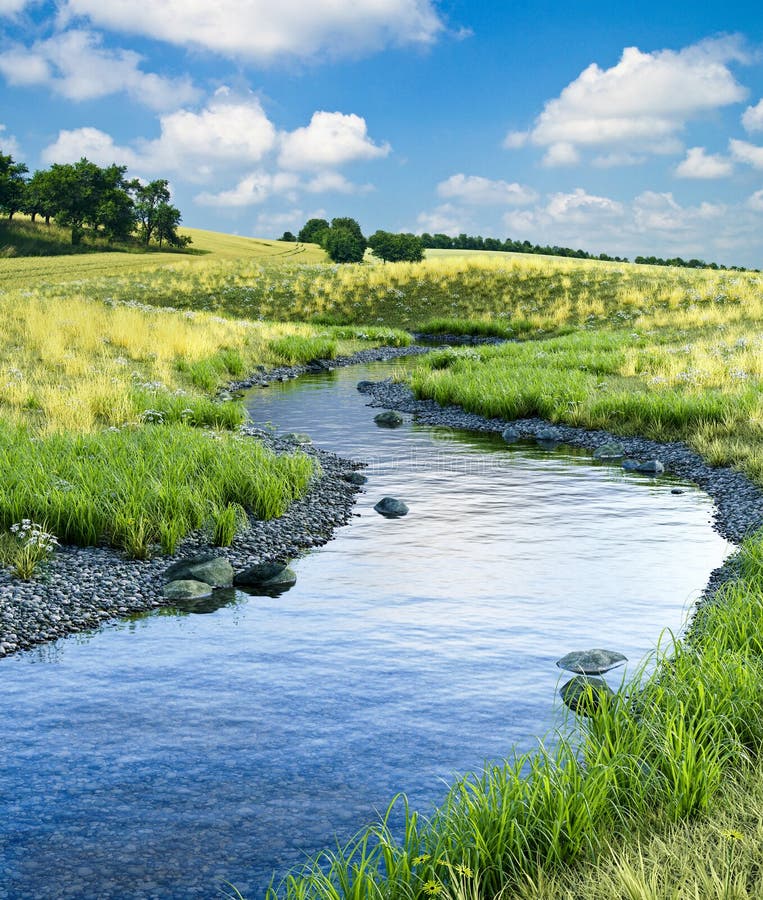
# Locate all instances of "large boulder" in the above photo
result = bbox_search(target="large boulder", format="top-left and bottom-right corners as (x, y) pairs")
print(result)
(163, 555), (234, 587)
(621, 458), (641, 471)
(501, 425), (520, 444)
(374, 410), (404, 428)
(343, 472), (368, 485)
(374, 497), (409, 518)
(556, 649), (627, 675)
(534, 426), (562, 448)
(357, 381), (376, 393)
(163, 579), (214, 600)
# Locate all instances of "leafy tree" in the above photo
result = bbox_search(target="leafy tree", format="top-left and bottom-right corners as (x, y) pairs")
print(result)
(93, 164), (134, 242)
(154, 202), (189, 248)
(279, 231), (297, 242)
(324, 226), (366, 263)
(131, 179), (171, 245)
(297, 218), (330, 245)
(330, 217), (364, 240)
(0, 152), (28, 220)
(23, 169), (57, 224)
(47, 158), (104, 244)
(368, 230), (424, 263)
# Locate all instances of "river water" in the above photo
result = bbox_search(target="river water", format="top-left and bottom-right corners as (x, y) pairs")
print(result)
(0, 361), (730, 899)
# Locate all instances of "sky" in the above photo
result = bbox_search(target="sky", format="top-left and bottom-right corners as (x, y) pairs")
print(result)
(2, 1), (763, 266)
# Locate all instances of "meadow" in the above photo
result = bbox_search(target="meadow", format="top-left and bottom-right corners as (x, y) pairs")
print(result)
(4, 230), (763, 897)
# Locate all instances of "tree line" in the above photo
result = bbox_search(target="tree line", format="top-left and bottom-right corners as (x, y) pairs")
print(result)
(0, 150), (188, 248)
(282, 217), (425, 263)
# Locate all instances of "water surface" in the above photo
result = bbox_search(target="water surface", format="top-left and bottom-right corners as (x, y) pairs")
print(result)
(0, 361), (729, 899)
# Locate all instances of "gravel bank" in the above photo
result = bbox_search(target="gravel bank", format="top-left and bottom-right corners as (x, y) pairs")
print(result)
(2, 340), (761, 656)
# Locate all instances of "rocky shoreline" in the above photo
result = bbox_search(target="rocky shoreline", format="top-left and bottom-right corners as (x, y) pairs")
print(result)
(2, 341), (762, 656)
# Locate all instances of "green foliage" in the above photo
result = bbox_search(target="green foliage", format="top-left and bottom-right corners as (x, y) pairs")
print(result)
(267, 335), (338, 364)
(0, 519), (58, 579)
(324, 220), (367, 264)
(0, 423), (314, 559)
(0, 151), (28, 219)
(368, 230), (425, 263)
(298, 218), (330, 245)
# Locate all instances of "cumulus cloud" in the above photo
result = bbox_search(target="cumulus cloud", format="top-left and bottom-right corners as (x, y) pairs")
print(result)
(729, 138), (763, 168)
(278, 112), (390, 171)
(0, 0), (28, 14)
(675, 147), (733, 178)
(255, 209), (307, 236)
(0, 30), (198, 110)
(742, 99), (763, 132)
(42, 126), (141, 167)
(416, 203), (469, 235)
(304, 171), (373, 194)
(62, 0), (444, 62)
(195, 171), (300, 207)
(0, 124), (21, 157)
(436, 173), (537, 205)
(505, 37), (748, 165)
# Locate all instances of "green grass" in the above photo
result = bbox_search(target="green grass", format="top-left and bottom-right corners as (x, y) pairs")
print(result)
(0, 422), (313, 558)
(262, 533), (763, 900)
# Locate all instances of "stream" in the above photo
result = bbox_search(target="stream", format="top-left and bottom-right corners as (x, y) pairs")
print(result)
(0, 360), (730, 899)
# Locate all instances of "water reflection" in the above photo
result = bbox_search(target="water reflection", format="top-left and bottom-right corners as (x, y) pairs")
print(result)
(0, 361), (730, 900)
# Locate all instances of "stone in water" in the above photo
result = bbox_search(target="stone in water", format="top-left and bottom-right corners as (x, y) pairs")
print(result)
(556, 648), (627, 675)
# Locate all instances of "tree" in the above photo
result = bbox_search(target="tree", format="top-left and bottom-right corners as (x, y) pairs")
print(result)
(368, 230), (424, 263)
(279, 231), (297, 242)
(23, 169), (57, 224)
(94, 164), (134, 242)
(298, 218), (330, 245)
(47, 158), (104, 244)
(154, 202), (189, 248)
(131, 179), (171, 245)
(0, 152), (28, 220)
(324, 226), (366, 263)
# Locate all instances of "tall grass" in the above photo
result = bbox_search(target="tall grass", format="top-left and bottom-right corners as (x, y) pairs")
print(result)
(0, 422), (313, 557)
(260, 533), (763, 900)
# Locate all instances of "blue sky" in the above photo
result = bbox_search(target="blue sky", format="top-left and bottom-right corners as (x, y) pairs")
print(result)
(2, 0), (763, 265)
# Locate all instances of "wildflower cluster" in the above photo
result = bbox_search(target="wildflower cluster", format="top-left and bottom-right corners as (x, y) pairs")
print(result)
(2, 519), (59, 579)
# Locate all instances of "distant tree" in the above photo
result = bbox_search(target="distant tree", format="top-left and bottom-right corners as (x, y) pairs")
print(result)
(329, 217), (364, 240)
(298, 218), (330, 245)
(279, 231), (297, 242)
(23, 169), (57, 224)
(324, 225), (366, 263)
(47, 158), (104, 244)
(368, 230), (424, 263)
(93, 164), (134, 242)
(154, 202), (188, 248)
(0, 152), (28, 219)
(131, 178), (171, 246)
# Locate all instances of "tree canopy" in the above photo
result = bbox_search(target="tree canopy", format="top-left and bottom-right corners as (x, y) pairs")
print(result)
(368, 230), (425, 263)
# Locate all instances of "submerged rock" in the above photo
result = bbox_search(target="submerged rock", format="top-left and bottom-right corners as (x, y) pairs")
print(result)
(374, 410), (404, 428)
(343, 472), (368, 485)
(234, 561), (297, 592)
(556, 649), (627, 675)
(162, 579), (214, 601)
(374, 497), (409, 518)
(284, 432), (312, 444)
(560, 676), (614, 715)
(163, 555), (234, 587)
(593, 441), (626, 460)
(621, 458), (641, 471)
(534, 426), (562, 448)
(357, 380), (375, 393)
(501, 425), (520, 444)
(635, 460), (665, 475)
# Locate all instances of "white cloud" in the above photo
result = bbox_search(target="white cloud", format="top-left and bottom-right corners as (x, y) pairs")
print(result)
(506, 38), (748, 163)
(0, 0), (28, 14)
(675, 146), (733, 178)
(62, 0), (444, 62)
(278, 111), (390, 171)
(0, 30), (199, 110)
(747, 189), (763, 212)
(304, 171), (373, 194)
(546, 188), (624, 222)
(195, 171), (300, 207)
(730, 138), (763, 169)
(632, 191), (723, 233)
(742, 99), (763, 132)
(416, 203), (468, 235)
(0, 124), (21, 157)
(41, 126), (141, 167)
(542, 142), (580, 167)
(436, 173), (537, 205)
(503, 131), (529, 149)
(255, 209), (306, 236)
